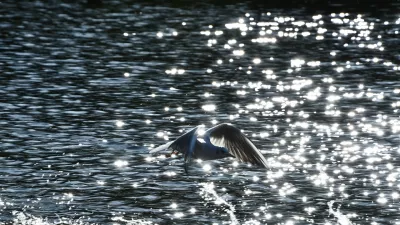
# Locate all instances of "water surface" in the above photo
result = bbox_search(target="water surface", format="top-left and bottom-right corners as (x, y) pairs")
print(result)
(1, 1), (400, 224)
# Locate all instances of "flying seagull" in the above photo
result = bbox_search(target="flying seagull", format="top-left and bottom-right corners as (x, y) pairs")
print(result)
(150, 123), (268, 172)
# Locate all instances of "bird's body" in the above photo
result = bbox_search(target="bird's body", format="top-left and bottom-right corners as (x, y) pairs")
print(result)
(190, 138), (232, 160)
(150, 123), (268, 172)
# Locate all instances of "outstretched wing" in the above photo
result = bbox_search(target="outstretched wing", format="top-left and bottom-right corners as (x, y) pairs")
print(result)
(149, 141), (174, 154)
(204, 123), (268, 168)
(149, 126), (198, 154)
(149, 126), (199, 173)
(170, 126), (198, 155)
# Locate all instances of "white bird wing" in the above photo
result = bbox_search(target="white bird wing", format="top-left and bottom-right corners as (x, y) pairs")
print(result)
(149, 126), (199, 154)
(205, 123), (268, 168)
(149, 141), (174, 153)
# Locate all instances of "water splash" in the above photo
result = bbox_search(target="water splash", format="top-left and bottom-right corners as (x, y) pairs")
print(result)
(112, 216), (156, 225)
(199, 182), (239, 225)
(328, 201), (353, 225)
(10, 211), (157, 225)
(11, 211), (96, 225)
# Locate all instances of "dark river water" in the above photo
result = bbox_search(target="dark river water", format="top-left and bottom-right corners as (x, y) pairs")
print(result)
(1, 0), (400, 224)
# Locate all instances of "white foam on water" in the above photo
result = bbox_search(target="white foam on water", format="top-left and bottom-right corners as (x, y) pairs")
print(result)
(112, 216), (156, 225)
(11, 211), (97, 225)
(9, 211), (157, 225)
(328, 201), (353, 225)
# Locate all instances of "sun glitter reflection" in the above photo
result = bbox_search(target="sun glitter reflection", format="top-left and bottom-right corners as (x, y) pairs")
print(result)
(114, 160), (128, 168)
(291, 59), (305, 67)
(97, 180), (105, 185)
(233, 49), (245, 56)
(203, 164), (212, 172)
(253, 58), (261, 64)
(135, 12), (400, 224)
(202, 104), (216, 112)
(115, 120), (125, 127)
(165, 68), (185, 75)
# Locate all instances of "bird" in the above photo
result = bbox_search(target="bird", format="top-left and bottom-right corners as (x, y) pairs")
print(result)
(149, 123), (268, 172)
